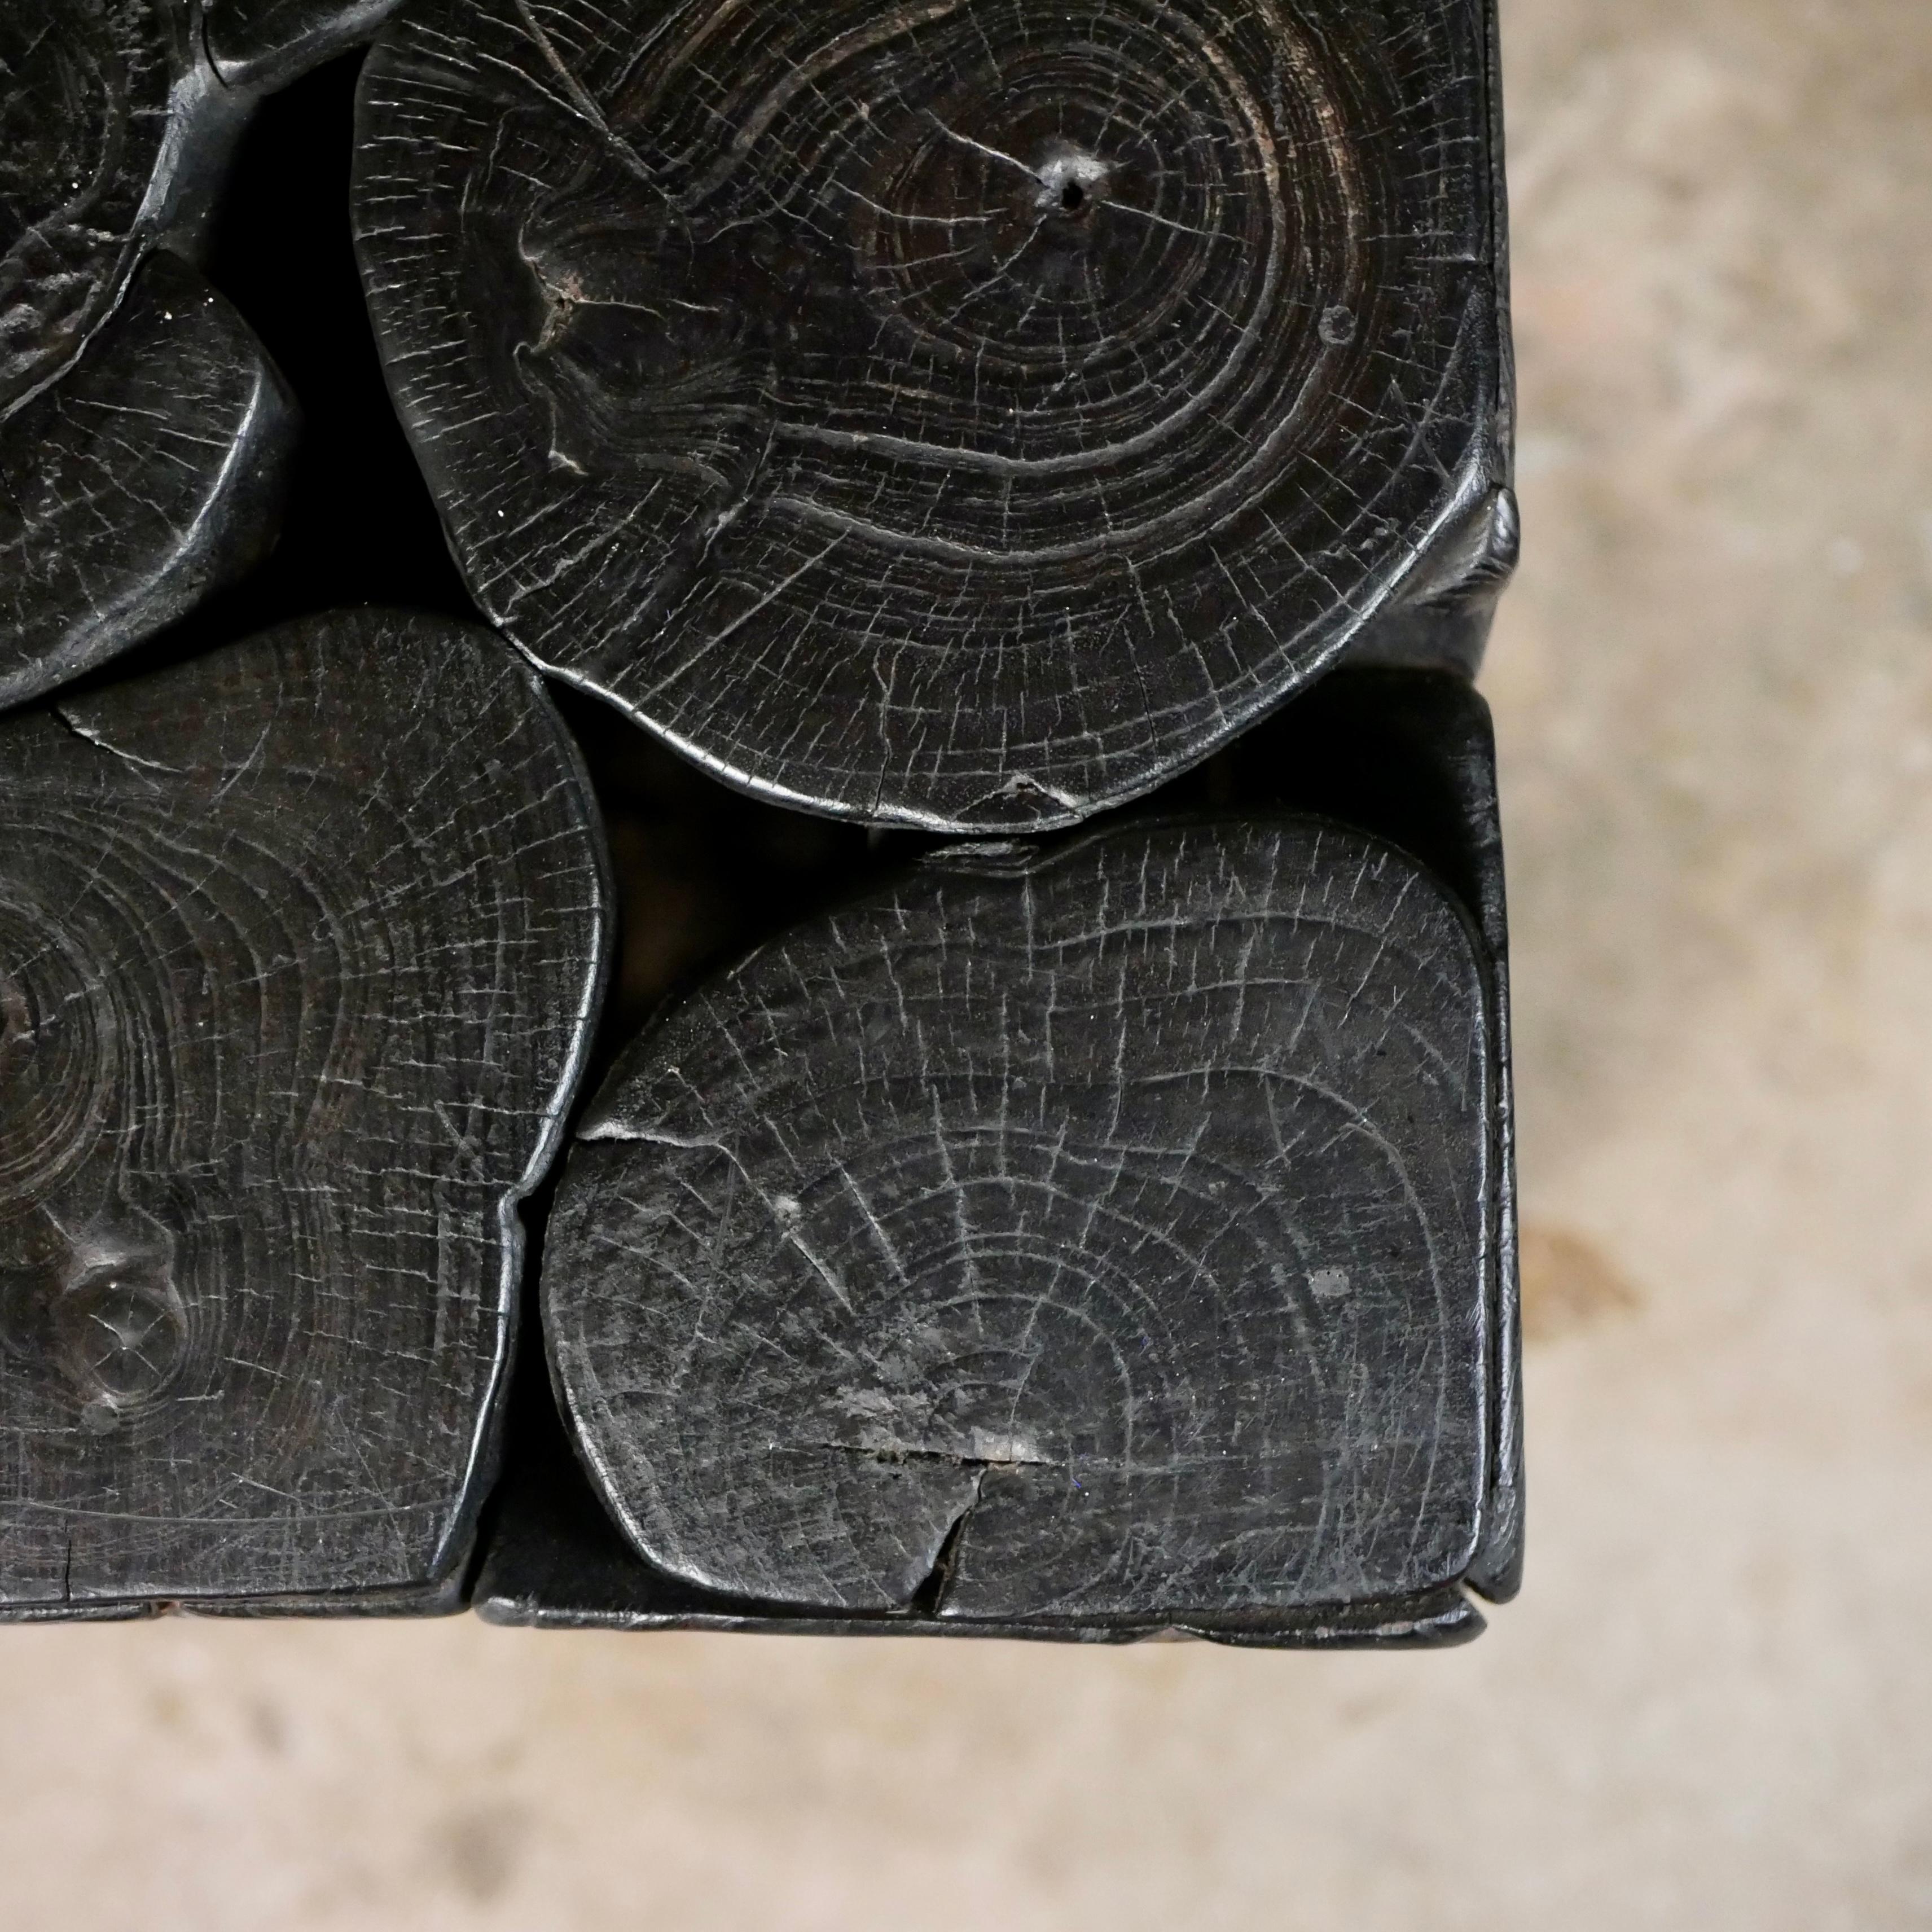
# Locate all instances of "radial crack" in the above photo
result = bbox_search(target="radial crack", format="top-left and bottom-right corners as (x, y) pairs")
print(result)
(807, 1442), (1045, 1615)
(51, 705), (179, 774)
(907, 1465), (986, 1616)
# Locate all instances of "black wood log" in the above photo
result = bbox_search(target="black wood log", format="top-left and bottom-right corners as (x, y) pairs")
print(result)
(0, 611), (610, 1616)
(0, 2), (229, 421)
(0, 249), (297, 710)
(488, 670), (1517, 1644)
(351, 0), (1512, 832)
(0, 4), (415, 707)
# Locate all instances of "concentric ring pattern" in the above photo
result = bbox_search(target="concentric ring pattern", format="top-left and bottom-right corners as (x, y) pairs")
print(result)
(0, 612), (608, 1608)
(545, 819), (1494, 1619)
(0, 1), (179, 418)
(354, 0), (1499, 829)
(0, 249), (298, 710)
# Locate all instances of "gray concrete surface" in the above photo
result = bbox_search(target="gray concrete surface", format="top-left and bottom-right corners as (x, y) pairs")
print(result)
(4, 0), (1930, 1922)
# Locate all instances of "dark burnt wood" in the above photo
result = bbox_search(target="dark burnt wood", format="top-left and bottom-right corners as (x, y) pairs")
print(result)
(204, 2), (408, 90)
(352, 0), (1512, 832)
(0, 611), (610, 1616)
(0, 3), (222, 421)
(487, 670), (1517, 1644)
(0, 5), (416, 708)
(0, 249), (298, 711)
(483, 1283), (1485, 1648)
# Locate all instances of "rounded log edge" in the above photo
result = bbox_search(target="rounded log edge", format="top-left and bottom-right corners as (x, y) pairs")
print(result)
(543, 812), (1501, 1628)
(0, 251), (301, 713)
(0, 609), (612, 1612)
(353, 0), (1505, 831)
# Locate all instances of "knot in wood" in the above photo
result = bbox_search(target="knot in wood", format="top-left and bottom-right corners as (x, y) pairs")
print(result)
(52, 1242), (188, 1420)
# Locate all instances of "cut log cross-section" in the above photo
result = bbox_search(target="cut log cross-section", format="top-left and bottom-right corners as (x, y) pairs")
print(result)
(0, 1), (415, 708)
(542, 814), (1508, 1640)
(0, 611), (609, 1615)
(0, 0), (201, 421)
(0, 249), (298, 710)
(353, 0), (1510, 831)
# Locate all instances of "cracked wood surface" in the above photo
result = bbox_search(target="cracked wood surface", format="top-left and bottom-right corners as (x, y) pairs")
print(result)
(544, 815), (1496, 1622)
(352, 0), (1506, 832)
(0, 0), (374, 419)
(0, 248), (297, 710)
(0, 2), (410, 706)
(0, 610), (610, 1613)
(0, 0), (203, 423)
(203, 2), (409, 90)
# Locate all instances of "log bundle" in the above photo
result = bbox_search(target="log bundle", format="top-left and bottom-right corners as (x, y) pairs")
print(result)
(0, 0), (1520, 1643)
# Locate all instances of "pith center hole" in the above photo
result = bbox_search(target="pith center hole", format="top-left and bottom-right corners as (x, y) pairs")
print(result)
(1035, 152), (1106, 219)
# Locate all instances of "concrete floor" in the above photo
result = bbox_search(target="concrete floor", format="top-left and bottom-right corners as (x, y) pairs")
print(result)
(5, 0), (1931, 1923)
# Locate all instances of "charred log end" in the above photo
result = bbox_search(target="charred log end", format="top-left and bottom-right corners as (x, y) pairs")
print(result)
(352, 0), (1509, 828)
(524, 705), (1514, 1642)
(0, 0), (360, 713)
(0, 250), (300, 712)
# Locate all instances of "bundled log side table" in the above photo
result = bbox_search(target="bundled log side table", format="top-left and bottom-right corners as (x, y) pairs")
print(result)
(0, 0), (1520, 1643)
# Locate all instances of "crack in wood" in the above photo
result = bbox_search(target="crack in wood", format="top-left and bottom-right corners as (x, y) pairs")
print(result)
(352, 0), (1509, 829)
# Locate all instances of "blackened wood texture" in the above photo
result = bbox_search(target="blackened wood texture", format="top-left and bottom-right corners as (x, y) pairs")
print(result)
(480, 670), (1517, 1643)
(482, 1302), (1483, 1645)
(543, 815), (1498, 1628)
(352, 0), (1508, 831)
(0, 2), (406, 404)
(204, 2), (407, 89)
(1214, 670), (1521, 1599)
(0, 1), (225, 420)
(0, 611), (610, 1615)
(0, 249), (297, 710)
(0, 4), (411, 705)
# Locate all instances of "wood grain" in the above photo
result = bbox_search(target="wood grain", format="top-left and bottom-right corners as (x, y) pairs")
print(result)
(0, 248), (298, 711)
(0, 610), (610, 1613)
(0, 0), (203, 419)
(353, 0), (1507, 831)
(204, 2), (409, 90)
(0, 3), (414, 706)
(543, 815), (1496, 1623)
